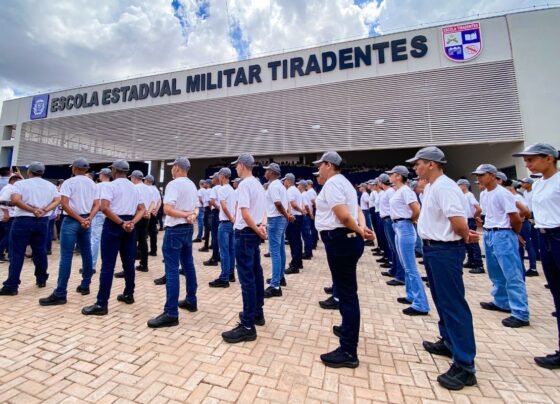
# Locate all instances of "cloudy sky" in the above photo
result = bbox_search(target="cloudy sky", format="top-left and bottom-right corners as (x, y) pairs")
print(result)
(0, 0), (553, 112)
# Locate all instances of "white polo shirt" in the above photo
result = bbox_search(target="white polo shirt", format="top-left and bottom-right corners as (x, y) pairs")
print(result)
(315, 174), (359, 232)
(287, 185), (303, 216)
(0, 184), (16, 218)
(100, 178), (141, 216)
(306, 188), (317, 206)
(148, 185), (161, 211)
(134, 182), (153, 211)
(369, 190), (377, 209)
(480, 185), (517, 229)
(532, 172), (560, 228)
(163, 176), (198, 227)
(59, 175), (97, 215)
(209, 185), (221, 210)
(462, 191), (479, 219)
(12, 177), (59, 218)
(234, 176), (266, 230)
(266, 179), (288, 218)
(389, 185), (417, 220)
(359, 192), (369, 210)
(378, 187), (395, 218)
(417, 175), (465, 241)
(218, 184), (236, 222)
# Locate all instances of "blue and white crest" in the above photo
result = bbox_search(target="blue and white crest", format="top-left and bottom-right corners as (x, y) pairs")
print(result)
(30, 94), (49, 120)
(442, 22), (482, 62)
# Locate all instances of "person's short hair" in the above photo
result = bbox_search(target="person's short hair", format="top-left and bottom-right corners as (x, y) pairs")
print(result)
(0, 167), (11, 177)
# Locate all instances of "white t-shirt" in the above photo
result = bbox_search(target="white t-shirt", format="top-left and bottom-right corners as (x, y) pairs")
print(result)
(514, 193), (528, 214)
(378, 187), (395, 218)
(209, 185), (221, 210)
(315, 174), (359, 232)
(359, 192), (369, 210)
(301, 191), (311, 210)
(234, 176), (266, 230)
(218, 184), (236, 222)
(148, 185), (161, 210)
(369, 190), (377, 209)
(266, 179), (288, 218)
(389, 185), (417, 220)
(523, 190), (533, 211)
(163, 177), (198, 227)
(417, 175), (465, 241)
(135, 182), (153, 211)
(0, 184), (16, 218)
(196, 188), (204, 208)
(59, 175), (97, 215)
(12, 177), (59, 217)
(532, 172), (560, 229)
(287, 186), (303, 216)
(480, 186), (517, 229)
(100, 178), (141, 216)
(462, 191), (479, 219)
(95, 182), (111, 216)
(306, 188), (317, 206)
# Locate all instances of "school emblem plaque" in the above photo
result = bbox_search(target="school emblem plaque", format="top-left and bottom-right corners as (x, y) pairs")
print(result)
(442, 22), (482, 62)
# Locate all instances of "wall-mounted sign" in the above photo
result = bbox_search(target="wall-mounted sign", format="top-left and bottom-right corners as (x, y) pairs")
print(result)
(30, 94), (49, 120)
(442, 22), (482, 62)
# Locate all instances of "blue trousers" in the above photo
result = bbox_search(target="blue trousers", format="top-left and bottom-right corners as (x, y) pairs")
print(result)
(424, 241), (476, 372)
(302, 215), (313, 256)
(414, 224), (423, 257)
(95, 217), (136, 308)
(211, 210), (220, 260)
(539, 231), (560, 350)
(484, 229), (530, 322)
(287, 215), (303, 267)
(54, 216), (93, 297)
(235, 229), (265, 328)
(321, 229), (364, 356)
(0, 218), (13, 257)
(47, 217), (55, 252)
(382, 217), (405, 282)
(267, 216), (288, 288)
(371, 208), (387, 256)
(465, 218), (483, 268)
(90, 212), (105, 269)
(519, 220), (537, 270)
(163, 224), (197, 317)
(218, 221), (235, 281)
(530, 223), (541, 261)
(362, 209), (372, 230)
(196, 208), (204, 240)
(3, 216), (49, 291)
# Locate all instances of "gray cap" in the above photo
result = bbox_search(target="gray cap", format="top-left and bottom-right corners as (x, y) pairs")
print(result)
(520, 177), (534, 184)
(359, 183), (368, 188)
(472, 164), (498, 175)
(386, 165), (410, 177)
(297, 180), (307, 186)
(209, 172), (218, 179)
(511, 180), (522, 188)
(99, 168), (112, 177)
(312, 151), (343, 166)
(306, 180), (313, 186)
(457, 179), (470, 186)
(405, 146), (447, 164)
(168, 157), (191, 170)
(218, 167), (232, 178)
(109, 159), (130, 172)
(410, 180), (419, 190)
(366, 179), (375, 185)
(130, 170), (144, 179)
(281, 173), (296, 182)
(233, 177), (242, 183)
(143, 174), (155, 182)
(231, 153), (255, 167)
(512, 143), (559, 159)
(263, 163), (281, 175)
(205, 179), (212, 185)
(378, 173), (391, 184)
(496, 171), (508, 182)
(28, 161), (45, 174)
(70, 157), (90, 169)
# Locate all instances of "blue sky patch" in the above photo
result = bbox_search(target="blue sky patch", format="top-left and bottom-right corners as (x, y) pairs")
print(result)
(229, 19), (250, 60)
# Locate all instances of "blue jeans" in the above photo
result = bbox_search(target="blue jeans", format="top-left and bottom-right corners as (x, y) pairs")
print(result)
(393, 220), (430, 312)
(47, 218), (55, 252)
(90, 212), (105, 270)
(196, 208), (204, 240)
(96, 217), (136, 308)
(0, 218), (13, 256)
(302, 215), (313, 256)
(362, 209), (372, 230)
(218, 221), (235, 281)
(382, 217), (405, 282)
(211, 210), (220, 260)
(235, 229), (264, 328)
(267, 216), (288, 288)
(519, 221), (537, 270)
(424, 241), (476, 372)
(414, 224), (423, 257)
(321, 228), (364, 356)
(539, 231), (560, 350)
(54, 216), (93, 297)
(484, 229), (530, 322)
(530, 222), (541, 261)
(287, 215), (303, 267)
(3, 217), (49, 291)
(163, 224), (197, 317)
(465, 218), (483, 267)
(371, 208), (387, 256)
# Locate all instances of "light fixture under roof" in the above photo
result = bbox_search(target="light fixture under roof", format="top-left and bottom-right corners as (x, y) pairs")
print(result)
(136, 138), (143, 142)
(374, 119), (385, 125)
(260, 129), (269, 134)
(311, 124), (321, 130)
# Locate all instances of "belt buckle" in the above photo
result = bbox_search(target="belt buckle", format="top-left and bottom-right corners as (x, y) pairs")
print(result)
(346, 232), (356, 238)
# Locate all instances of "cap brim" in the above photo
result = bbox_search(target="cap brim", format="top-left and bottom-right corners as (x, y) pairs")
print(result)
(230, 159), (239, 166)
(312, 159), (323, 166)
(385, 170), (396, 174)
(512, 151), (540, 157)
(166, 161), (176, 166)
(405, 157), (418, 164)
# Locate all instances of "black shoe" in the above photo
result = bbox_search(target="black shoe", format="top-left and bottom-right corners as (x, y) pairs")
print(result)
(324, 286), (333, 294)
(502, 316), (529, 328)
(534, 351), (560, 369)
(264, 286), (282, 298)
(421, 276), (428, 282)
(463, 262), (474, 269)
(480, 301), (511, 313)
(229, 274), (236, 283)
(332, 325), (342, 338)
(47, 250), (52, 256)
(82, 304), (108, 316)
(403, 307), (429, 316)
(319, 296), (339, 310)
(422, 338), (452, 358)
(209, 279), (230, 288)
(418, 260), (425, 265)
(198, 247), (210, 252)
(320, 347), (359, 369)
(192, 238), (202, 243)
(238, 311), (265, 326)
(179, 268), (185, 275)
(203, 259), (219, 266)
(285, 267), (300, 274)
(380, 263), (392, 269)
(397, 297), (411, 305)
(39, 293), (67, 306)
(545, 284), (550, 289)
(114, 271), (125, 278)
(376, 257), (388, 263)
(147, 312), (179, 328)
(264, 253), (271, 258)
(386, 279), (405, 286)
(553, 312), (557, 317)
(437, 363), (477, 390)
(76, 286), (90, 295)
(148, 252), (157, 257)
(266, 277), (287, 287)
(0, 287), (17, 296)
(154, 276), (166, 285)
(372, 252), (383, 257)
(302, 255), (313, 260)
(525, 269), (539, 277)
(381, 271), (394, 277)
(117, 294), (134, 304)
(36, 282), (46, 288)
(222, 323), (257, 343)
(179, 300), (197, 312)
(469, 267), (485, 274)
(135, 265), (148, 272)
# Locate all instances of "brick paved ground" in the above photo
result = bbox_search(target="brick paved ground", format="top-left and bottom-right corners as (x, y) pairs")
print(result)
(0, 234), (558, 403)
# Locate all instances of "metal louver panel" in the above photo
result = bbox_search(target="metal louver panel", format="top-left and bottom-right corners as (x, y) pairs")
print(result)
(18, 60), (523, 164)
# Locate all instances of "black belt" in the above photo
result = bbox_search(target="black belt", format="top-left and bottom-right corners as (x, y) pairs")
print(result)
(423, 239), (464, 246)
(165, 223), (193, 229)
(236, 225), (261, 234)
(219, 220), (231, 223)
(381, 216), (390, 220)
(392, 218), (411, 223)
(484, 228), (511, 232)
(320, 228), (358, 240)
(539, 227), (560, 235)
